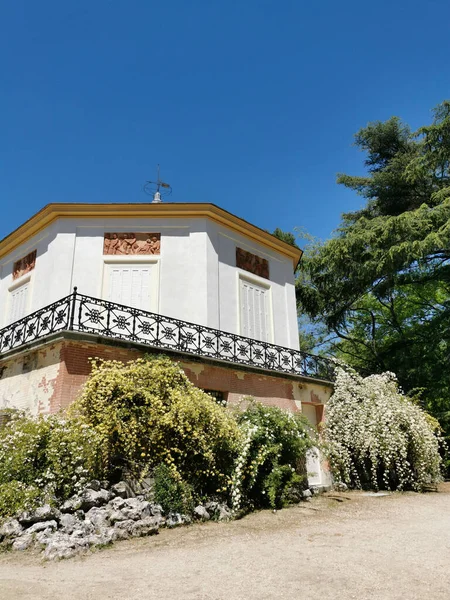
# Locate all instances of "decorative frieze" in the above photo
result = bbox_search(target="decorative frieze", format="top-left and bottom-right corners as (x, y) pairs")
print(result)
(103, 233), (161, 255)
(13, 250), (37, 280)
(236, 247), (269, 279)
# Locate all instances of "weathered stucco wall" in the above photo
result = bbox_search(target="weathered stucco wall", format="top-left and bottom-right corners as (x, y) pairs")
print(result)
(0, 344), (62, 415)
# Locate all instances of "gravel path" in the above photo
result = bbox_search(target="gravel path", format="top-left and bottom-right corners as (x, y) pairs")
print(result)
(1, 483), (449, 600)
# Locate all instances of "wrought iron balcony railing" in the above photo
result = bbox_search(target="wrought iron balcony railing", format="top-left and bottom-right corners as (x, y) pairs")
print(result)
(0, 289), (335, 382)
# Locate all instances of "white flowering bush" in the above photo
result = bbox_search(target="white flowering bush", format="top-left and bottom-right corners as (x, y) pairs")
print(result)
(0, 481), (41, 519)
(230, 422), (256, 511)
(324, 366), (443, 491)
(0, 411), (103, 517)
(232, 402), (314, 510)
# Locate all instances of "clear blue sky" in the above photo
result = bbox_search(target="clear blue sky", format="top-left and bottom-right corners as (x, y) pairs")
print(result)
(1, 1), (449, 244)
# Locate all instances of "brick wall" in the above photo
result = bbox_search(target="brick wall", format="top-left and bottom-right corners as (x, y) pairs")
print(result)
(0, 336), (333, 417)
(50, 341), (144, 413)
(50, 339), (305, 413)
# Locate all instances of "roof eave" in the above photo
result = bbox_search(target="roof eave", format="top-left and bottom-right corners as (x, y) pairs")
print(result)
(0, 203), (303, 269)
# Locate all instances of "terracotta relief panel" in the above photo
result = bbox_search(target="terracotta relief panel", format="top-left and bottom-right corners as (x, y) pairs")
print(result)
(103, 233), (161, 255)
(236, 247), (269, 279)
(13, 250), (37, 280)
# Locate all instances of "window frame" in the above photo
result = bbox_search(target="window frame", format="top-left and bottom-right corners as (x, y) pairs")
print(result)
(203, 389), (228, 406)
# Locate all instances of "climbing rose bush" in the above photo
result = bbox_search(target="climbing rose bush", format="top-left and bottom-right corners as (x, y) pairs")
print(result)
(324, 366), (443, 491)
(70, 355), (242, 498)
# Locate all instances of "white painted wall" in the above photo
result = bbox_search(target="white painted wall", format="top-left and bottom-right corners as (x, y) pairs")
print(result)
(0, 215), (299, 349)
(0, 221), (76, 325)
(209, 220), (299, 348)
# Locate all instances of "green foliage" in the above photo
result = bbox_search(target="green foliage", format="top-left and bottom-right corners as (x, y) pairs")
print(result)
(71, 355), (242, 497)
(298, 314), (331, 355)
(0, 412), (50, 488)
(0, 359), (316, 520)
(70, 355), (318, 512)
(0, 358), (315, 519)
(231, 402), (313, 510)
(324, 366), (443, 491)
(296, 100), (450, 465)
(44, 418), (104, 500)
(0, 412), (102, 516)
(271, 228), (300, 249)
(153, 463), (194, 515)
(0, 481), (41, 519)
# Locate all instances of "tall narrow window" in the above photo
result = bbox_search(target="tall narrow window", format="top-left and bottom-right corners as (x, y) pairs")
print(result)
(9, 282), (29, 323)
(239, 278), (270, 342)
(108, 265), (152, 310)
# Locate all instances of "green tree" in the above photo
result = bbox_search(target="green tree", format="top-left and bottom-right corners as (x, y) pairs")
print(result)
(271, 228), (299, 249)
(296, 101), (450, 457)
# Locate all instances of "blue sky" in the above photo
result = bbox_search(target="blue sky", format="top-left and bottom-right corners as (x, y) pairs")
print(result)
(1, 1), (449, 244)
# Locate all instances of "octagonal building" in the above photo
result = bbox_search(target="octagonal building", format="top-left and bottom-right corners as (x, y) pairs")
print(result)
(0, 203), (301, 347)
(0, 201), (333, 486)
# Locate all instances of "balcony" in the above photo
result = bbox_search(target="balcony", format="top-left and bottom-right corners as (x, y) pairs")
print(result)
(0, 289), (335, 383)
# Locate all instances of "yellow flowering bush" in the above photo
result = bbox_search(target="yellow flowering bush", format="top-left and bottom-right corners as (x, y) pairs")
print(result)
(70, 355), (242, 498)
(324, 366), (443, 491)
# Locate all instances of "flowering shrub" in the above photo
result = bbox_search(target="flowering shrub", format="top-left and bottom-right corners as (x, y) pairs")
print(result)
(324, 366), (443, 491)
(44, 417), (103, 500)
(0, 412), (102, 517)
(231, 402), (314, 510)
(0, 481), (41, 519)
(70, 355), (242, 497)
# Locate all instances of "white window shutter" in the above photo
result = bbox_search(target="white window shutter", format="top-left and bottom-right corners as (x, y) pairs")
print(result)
(9, 283), (29, 323)
(108, 265), (151, 310)
(109, 268), (123, 305)
(254, 286), (267, 340)
(240, 280), (250, 337)
(120, 268), (132, 306)
(240, 279), (269, 342)
(136, 268), (150, 309)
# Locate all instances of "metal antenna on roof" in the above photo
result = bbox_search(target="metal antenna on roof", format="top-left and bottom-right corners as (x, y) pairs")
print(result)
(144, 165), (172, 203)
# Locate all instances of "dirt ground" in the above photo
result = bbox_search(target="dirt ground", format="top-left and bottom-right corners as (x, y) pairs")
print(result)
(1, 483), (449, 600)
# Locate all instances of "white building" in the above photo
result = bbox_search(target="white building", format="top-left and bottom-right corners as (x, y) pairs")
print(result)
(0, 202), (333, 488)
(0, 203), (300, 348)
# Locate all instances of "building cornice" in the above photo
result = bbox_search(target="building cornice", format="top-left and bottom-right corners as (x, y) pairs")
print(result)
(0, 203), (302, 268)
